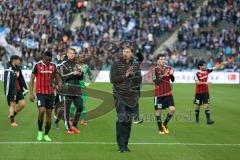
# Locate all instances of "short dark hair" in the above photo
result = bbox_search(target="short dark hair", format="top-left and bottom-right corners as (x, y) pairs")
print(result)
(156, 54), (165, 60)
(10, 55), (20, 62)
(44, 51), (52, 58)
(198, 60), (206, 68)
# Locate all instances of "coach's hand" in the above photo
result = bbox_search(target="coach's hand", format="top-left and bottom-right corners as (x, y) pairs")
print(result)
(29, 93), (35, 102)
(126, 67), (134, 77)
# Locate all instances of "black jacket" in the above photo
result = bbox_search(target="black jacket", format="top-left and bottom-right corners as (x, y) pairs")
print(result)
(4, 63), (28, 96)
(110, 58), (142, 107)
(58, 59), (84, 96)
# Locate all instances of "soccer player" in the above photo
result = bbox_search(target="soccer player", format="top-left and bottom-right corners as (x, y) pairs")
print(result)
(194, 60), (218, 125)
(53, 56), (68, 129)
(69, 54), (93, 126)
(59, 48), (84, 134)
(4, 55), (28, 126)
(153, 54), (176, 135)
(29, 51), (62, 142)
(110, 46), (142, 153)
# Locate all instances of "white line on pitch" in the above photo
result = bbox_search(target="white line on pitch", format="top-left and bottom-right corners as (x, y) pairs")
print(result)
(0, 142), (240, 146)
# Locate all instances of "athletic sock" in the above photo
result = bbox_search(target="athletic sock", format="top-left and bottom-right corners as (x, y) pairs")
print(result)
(163, 113), (173, 126)
(10, 115), (14, 123)
(156, 116), (163, 131)
(38, 119), (43, 131)
(205, 109), (211, 121)
(14, 112), (18, 116)
(195, 109), (200, 120)
(45, 122), (51, 135)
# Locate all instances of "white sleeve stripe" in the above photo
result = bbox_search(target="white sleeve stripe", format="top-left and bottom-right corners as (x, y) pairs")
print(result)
(5, 71), (11, 96)
(4, 69), (14, 72)
(57, 61), (66, 67)
(154, 96), (157, 106)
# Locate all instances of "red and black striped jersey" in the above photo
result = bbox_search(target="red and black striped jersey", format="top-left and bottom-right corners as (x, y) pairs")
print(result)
(153, 65), (174, 97)
(194, 69), (213, 94)
(32, 61), (57, 94)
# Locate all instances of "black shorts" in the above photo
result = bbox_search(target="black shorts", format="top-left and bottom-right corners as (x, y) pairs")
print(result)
(54, 94), (63, 105)
(194, 93), (210, 105)
(36, 94), (55, 109)
(7, 90), (24, 106)
(154, 95), (175, 110)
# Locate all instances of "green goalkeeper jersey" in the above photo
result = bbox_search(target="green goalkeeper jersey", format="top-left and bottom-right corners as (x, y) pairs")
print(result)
(80, 64), (93, 88)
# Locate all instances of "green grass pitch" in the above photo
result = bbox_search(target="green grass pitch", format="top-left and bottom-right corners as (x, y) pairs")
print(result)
(0, 82), (240, 160)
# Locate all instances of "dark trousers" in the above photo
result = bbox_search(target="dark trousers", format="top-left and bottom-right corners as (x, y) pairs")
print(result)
(115, 97), (138, 148)
(63, 95), (83, 130)
(132, 103), (140, 121)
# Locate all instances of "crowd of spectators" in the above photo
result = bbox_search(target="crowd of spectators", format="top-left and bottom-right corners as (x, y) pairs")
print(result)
(176, 0), (240, 71)
(72, 0), (197, 70)
(0, 0), (78, 69)
(0, 0), (198, 70)
(2, 0), (238, 71)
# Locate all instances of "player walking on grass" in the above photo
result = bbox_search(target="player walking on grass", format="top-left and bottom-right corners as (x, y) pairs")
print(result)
(29, 51), (62, 142)
(4, 55), (28, 126)
(54, 54), (93, 129)
(69, 54), (93, 127)
(153, 54), (176, 135)
(58, 48), (84, 134)
(194, 60), (219, 125)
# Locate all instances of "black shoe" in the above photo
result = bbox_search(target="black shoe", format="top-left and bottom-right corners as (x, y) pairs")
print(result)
(133, 118), (144, 124)
(118, 147), (126, 153)
(54, 122), (59, 129)
(207, 120), (214, 125)
(124, 147), (131, 152)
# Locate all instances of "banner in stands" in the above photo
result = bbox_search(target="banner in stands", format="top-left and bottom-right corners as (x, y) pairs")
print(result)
(94, 71), (240, 84)
(0, 70), (239, 84)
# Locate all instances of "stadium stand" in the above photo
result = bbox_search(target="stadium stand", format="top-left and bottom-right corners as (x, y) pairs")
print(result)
(0, 0), (239, 71)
